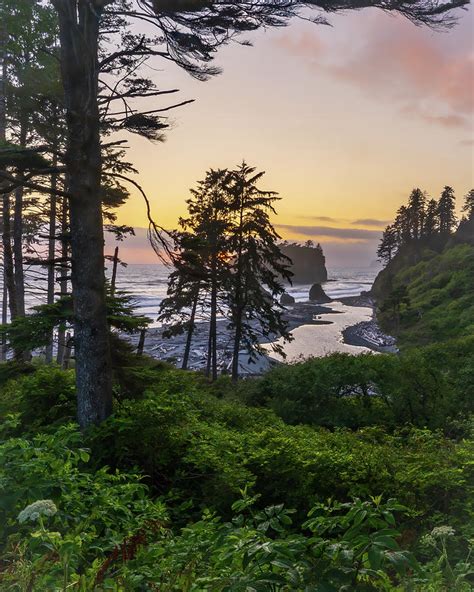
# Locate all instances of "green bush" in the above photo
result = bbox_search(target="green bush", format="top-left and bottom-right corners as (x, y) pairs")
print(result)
(0, 365), (76, 435)
(83, 370), (473, 530)
(246, 344), (473, 432)
(0, 425), (167, 590)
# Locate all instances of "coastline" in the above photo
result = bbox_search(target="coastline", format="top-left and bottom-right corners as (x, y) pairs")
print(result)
(339, 294), (398, 354)
(126, 291), (397, 372)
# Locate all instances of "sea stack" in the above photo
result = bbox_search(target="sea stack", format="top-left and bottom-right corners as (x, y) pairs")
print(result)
(279, 242), (328, 284)
(280, 292), (296, 306)
(309, 283), (331, 303)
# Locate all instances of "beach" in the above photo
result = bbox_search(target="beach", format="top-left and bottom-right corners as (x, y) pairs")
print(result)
(126, 294), (396, 373)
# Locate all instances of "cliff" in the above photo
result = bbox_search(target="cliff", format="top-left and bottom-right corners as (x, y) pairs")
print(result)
(371, 233), (474, 348)
(280, 243), (328, 284)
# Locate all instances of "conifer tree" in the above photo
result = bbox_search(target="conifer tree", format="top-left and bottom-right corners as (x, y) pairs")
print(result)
(407, 188), (426, 240)
(462, 189), (474, 221)
(423, 198), (440, 236)
(226, 162), (292, 381)
(179, 169), (232, 380)
(394, 205), (411, 244)
(377, 224), (398, 264)
(437, 186), (457, 234)
(158, 231), (208, 370)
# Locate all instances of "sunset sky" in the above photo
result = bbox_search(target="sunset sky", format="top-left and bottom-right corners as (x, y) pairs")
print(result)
(113, 6), (474, 268)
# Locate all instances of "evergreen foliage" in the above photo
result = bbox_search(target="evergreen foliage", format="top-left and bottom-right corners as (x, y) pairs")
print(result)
(159, 162), (292, 380)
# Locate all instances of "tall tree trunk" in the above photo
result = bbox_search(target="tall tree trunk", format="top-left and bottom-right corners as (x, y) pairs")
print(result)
(182, 287), (199, 370)
(13, 185), (25, 317)
(231, 318), (242, 382)
(110, 245), (119, 294)
(209, 255), (218, 381)
(13, 119), (28, 320)
(231, 196), (245, 382)
(56, 193), (68, 365)
(206, 317), (212, 378)
(1, 273), (7, 360)
(55, 1), (112, 428)
(137, 328), (146, 356)
(2, 193), (16, 321)
(45, 164), (58, 364)
(0, 15), (10, 359)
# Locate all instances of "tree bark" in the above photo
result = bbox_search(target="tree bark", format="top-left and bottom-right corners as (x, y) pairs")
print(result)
(137, 328), (146, 356)
(182, 286), (199, 370)
(209, 254), (218, 381)
(2, 193), (16, 321)
(231, 197), (245, 382)
(110, 245), (119, 294)
(45, 163), (58, 364)
(0, 15), (11, 359)
(12, 118), (28, 321)
(56, 191), (68, 366)
(13, 185), (25, 318)
(55, 1), (112, 427)
(1, 273), (7, 360)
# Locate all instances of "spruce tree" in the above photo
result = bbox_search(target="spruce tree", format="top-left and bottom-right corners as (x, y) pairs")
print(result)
(462, 189), (474, 221)
(437, 186), (457, 234)
(158, 231), (208, 370)
(377, 225), (398, 264)
(180, 169), (232, 380)
(394, 205), (411, 245)
(423, 198), (440, 236)
(227, 162), (292, 381)
(407, 188), (426, 240)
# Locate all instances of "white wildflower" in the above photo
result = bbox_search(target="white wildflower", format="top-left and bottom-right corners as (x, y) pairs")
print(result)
(431, 525), (455, 539)
(420, 533), (436, 547)
(17, 500), (58, 524)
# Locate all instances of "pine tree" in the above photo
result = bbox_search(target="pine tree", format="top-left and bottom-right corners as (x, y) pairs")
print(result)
(394, 205), (411, 244)
(226, 162), (292, 381)
(462, 189), (474, 221)
(407, 188), (426, 240)
(179, 169), (233, 380)
(437, 186), (457, 234)
(377, 225), (398, 264)
(423, 198), (439, 236)
(158, 231), (208, 370)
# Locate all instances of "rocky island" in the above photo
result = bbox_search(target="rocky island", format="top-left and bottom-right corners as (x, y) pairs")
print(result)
(280, 242), (328, 284)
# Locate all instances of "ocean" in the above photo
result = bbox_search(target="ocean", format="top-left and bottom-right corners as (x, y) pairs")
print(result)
(111, 264), (379, 325)
(0, 264), (382, 362)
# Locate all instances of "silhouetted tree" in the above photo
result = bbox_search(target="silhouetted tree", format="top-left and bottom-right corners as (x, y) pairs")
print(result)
(438, 186), (457, 234)
(423, 198), (439, 236)
(377, 224), (398, 264)
(158, 232), (208, 370)
(407, 188), (426, 240)
(462, 189), (474, 221)
(394, 205), (411, 244)
(180, 169), (233, 380)
(227, 162), (292, 381)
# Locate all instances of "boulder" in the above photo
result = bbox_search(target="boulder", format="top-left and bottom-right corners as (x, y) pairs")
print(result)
(280, 292), (295, 306)
(309, 283), (331, 303)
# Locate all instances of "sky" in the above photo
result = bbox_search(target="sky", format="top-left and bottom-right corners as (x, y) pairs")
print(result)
(112, 6), (474, 268)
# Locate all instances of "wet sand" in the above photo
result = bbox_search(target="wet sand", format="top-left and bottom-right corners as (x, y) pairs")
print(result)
(126, 296), (396, 373)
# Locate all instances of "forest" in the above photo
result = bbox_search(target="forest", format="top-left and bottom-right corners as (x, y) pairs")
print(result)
(0, 0), (473, 590)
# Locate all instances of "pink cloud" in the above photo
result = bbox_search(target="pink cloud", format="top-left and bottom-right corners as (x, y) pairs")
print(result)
(276, 11), (474, 129)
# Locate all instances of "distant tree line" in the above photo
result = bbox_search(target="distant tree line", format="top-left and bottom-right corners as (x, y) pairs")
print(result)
(158, 162), (292, 382)
(377, 187), (474, 264)
(280, 240), (324, 252)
